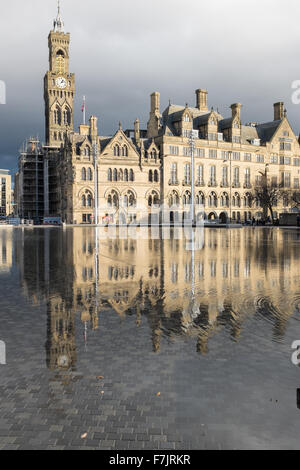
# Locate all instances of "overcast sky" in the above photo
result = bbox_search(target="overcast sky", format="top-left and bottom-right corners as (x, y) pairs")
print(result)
(1, 0), (300, 174)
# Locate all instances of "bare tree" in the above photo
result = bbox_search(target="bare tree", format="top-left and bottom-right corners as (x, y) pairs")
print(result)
(288, 190), (300, 210)
(253, 174), (284, 224)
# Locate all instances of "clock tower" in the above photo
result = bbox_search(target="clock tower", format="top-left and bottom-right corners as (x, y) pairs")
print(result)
(44, 1), (75, 147)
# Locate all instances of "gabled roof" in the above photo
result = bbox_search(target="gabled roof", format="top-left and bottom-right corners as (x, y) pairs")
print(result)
(194, 110), (223, 127)
(219, 117), (234, 130)
(255, 120), (282, 144)
(99, 129), (140, 158)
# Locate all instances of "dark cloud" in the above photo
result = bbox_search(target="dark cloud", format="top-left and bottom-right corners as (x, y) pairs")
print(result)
(1, 0), (300, 174)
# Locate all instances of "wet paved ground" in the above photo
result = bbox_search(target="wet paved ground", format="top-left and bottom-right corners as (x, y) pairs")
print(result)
(1, 227), (300, 449)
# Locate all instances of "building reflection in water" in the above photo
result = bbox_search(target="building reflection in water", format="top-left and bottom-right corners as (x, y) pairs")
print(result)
(13, 227), (300, 369)
(0, 228), (12, 272)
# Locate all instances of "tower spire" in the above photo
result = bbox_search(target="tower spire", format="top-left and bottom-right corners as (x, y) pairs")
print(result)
(53, 0), (64, 33)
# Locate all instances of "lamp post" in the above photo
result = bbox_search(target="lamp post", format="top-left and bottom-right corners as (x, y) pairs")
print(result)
(258, 163), (269, 221)
(93, 137), (98, 225)
(189, 130), (198, 226)
(223, 150), (232, 224)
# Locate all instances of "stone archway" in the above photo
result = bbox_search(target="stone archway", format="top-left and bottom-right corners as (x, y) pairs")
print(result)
(219, 212), (228, 224)
(208, 212), (217, 221)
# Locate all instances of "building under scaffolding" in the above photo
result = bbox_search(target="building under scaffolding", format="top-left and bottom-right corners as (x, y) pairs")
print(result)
(17, 138), (44, 220)
(15, 135), (63, 221)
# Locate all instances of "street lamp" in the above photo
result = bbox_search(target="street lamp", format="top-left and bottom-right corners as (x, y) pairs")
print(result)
(258, 163), (269, 222)
(93, 137), (98, 225)
(223, 150), (232, 224)
(189, 130), (198, 226)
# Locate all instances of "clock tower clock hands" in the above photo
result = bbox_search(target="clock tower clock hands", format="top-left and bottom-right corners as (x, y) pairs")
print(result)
(44, 1), (75, 147)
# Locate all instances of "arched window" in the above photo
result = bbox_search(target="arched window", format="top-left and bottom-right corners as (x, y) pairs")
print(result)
(87, 194), (93, 207)
(150, 150), (157, 159)
(122, 146), (128, 157)
(233, 192), (241, 207)
(208, 192), (218, 207)
(54, 132), (57, 141)
(129, 169), (134, 182)
(128, 192), (135, 207)
(113, 168), (118, 182)
(113, 145), (120, 157)
(148, 191), (159, 207)
(154, 170), (159, 183)
(87, 168), (93, 181)
(183, 191), (191, 205)
(119, 169), (123, 181)
(56, 50), (65, 74)
(63, 107), (71, 126)
(196, 192), (205, 205)
(149, 170), (153, 182)
(108, 168), (112, 181)
(107, 191), (119, 208)
(220, 192), (228, 207)
(83, 147), (90, 157)
(124, 169), (129, 181)
(54, 106), (61, 125)
(169, 190), (179, 207)
(82, 195), (86, 207)
(123, 191), (136, 208)
(81, 168), (86, 180)
(245, 193), (252, 207)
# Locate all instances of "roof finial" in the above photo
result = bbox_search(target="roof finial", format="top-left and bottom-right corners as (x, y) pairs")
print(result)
(54, 0), (64, 33)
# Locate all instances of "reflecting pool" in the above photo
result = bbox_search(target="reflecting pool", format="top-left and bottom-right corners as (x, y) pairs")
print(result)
(0, 227), (300, 449)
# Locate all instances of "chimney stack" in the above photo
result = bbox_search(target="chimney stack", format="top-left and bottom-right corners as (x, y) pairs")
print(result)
(147, 91), (161, 138)
(151, 92), (160, 114)
(195, 89), (208, 112)
(89, 116), (98, 140)
(274, 102), (284, 121)
(134, 118), (140, 146)
(230, 103), (242, 121)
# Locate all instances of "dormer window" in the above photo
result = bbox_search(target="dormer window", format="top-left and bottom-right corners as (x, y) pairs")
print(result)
(209, 119), (216, 125)
(233, 121), (239, 129)
(251, 139), (260, 146)
(183, 114), (191, 122)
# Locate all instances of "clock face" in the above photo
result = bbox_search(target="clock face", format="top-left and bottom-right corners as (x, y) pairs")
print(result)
(56, 77), (67, 89)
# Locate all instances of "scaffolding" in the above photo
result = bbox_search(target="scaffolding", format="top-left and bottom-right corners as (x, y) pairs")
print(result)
(18, 138), (44, 220)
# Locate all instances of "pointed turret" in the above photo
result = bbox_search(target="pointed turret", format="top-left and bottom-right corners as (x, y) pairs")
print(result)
(53, 0), (65, 33)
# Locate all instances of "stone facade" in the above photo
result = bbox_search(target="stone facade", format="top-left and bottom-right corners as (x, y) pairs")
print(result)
(17, 6), (300, 224)
(150, 94), (300, 223)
